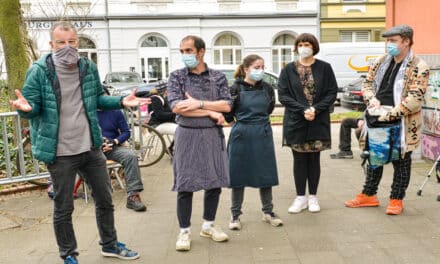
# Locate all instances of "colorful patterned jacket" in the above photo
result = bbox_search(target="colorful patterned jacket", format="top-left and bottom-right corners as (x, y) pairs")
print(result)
(362, 53), (429, 155)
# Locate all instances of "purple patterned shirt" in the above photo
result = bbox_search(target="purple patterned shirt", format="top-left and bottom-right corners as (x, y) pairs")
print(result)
(167, 65), (232, 127)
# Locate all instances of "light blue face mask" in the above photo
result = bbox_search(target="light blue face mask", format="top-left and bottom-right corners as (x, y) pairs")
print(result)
(182, 54), (199, 68)
(386, 43), (401, 56)
(249, 69), (264, 81)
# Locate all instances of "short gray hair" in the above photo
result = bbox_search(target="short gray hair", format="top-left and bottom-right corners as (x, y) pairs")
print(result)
(50, 21), (77, 40)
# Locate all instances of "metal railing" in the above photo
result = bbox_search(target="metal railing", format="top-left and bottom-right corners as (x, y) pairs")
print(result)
(0, 112), (49, 185)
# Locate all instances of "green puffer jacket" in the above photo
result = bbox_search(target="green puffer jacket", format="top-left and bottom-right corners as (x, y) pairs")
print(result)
(18, 54), (123, 163)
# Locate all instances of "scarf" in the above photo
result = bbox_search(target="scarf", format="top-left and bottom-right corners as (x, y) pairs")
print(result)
(372, 50), (413, 153)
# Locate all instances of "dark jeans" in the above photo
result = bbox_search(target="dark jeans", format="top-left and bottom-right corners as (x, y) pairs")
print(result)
(177, 188), (221, 228)
(292, 150), (321, 196)
(47, 149), (117, 259)
(231, 187), (273, 218)
(363, 152), (412, 200)
(104, 146), (143, 195)
(339, 118), (362, 152)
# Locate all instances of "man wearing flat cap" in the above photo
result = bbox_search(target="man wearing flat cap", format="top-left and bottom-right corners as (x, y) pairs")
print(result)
(345, 24), (429, 215)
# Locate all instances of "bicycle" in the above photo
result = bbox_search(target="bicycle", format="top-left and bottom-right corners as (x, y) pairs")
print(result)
(126, 108), (171, 167)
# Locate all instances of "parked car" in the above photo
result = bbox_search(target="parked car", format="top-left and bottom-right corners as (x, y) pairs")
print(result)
(103, 71), (159, 96)
(340, 75), (366, 111)
(218, 68), (281, 106)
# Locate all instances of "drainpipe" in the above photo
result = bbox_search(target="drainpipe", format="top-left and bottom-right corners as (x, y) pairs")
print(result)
(317, 0), (321, 41)
(105, 0), (112, 72)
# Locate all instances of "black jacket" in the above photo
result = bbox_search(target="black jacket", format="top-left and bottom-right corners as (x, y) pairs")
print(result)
(278, 59), (337, 145)
(148, 95), (176, 127)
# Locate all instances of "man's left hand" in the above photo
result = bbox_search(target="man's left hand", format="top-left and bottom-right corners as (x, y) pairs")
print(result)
(175, 92), (200, 112)
(378, 113), (390, 122)
(122, 88), (151, 108)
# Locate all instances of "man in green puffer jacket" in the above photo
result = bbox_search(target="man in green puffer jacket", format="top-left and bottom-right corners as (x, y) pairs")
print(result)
(9, 21), (150, 264)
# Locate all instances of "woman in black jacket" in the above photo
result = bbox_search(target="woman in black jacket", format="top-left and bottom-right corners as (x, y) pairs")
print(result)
(278, 33), (337, 214)
(148, 84), (177, 155)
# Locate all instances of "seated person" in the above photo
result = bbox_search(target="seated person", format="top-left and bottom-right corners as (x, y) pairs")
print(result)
(330, 117), (365, 159)
(98, 88), (147, 212)
(148, 83), (177, 154)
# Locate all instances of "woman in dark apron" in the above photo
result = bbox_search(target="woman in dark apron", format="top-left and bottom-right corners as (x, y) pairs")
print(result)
(225, 54), (282, 230)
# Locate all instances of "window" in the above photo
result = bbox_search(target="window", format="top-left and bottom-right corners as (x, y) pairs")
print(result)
(272, 34), (296, 74)
(78, 36), (97, 64)
(141, 36), (167, 48)
(213, 33), (242, 65)
(139, 35), (169, 82)
(340, 31), (370, 42)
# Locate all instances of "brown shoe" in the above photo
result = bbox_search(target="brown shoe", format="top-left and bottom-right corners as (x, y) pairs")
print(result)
(386, 199), (403, 215)
(126, 193), (147, 212)
(345, 193), (380, 208)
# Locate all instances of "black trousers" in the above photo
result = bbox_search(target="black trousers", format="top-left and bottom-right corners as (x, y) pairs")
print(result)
(177, 188), (221, 228)
(292, 150), (321, 196)
(339, 118), (362, 152)
(363, 152), (412, 199)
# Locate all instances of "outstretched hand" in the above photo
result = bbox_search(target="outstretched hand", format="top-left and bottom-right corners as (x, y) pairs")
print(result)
(9, 89), (32, 112)
(122, 88), (151, 108)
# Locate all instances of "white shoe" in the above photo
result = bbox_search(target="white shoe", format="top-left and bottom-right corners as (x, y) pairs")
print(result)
(176, 231), (191, 251)
(200, 224), (229, 242)
(229, 217), (242, 230)
(288, 196), (308, 214)
(308, 196), (321, 213)
(262, 212), (283, 227)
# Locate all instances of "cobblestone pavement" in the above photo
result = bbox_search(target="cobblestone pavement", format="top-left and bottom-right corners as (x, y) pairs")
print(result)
(1, 121), (440, 264)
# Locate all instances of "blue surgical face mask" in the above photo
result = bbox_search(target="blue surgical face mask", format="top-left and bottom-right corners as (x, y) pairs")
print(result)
(249, 69), (264, 81)
(386, 42), (401, 56)
(182, 54), (199, 68)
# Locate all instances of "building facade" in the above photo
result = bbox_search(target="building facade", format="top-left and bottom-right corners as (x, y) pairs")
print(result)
(320, 0), (385, 43)
(386, 0), (440, 65)
(2, 0), (320, 81)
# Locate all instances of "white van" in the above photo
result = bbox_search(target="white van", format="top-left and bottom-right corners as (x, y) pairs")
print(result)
(316, 42), (385, 102)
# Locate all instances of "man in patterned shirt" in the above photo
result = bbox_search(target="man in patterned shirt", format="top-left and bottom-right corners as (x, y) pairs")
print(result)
(167, 35), (232, 251)
(345, 25), (429, 215)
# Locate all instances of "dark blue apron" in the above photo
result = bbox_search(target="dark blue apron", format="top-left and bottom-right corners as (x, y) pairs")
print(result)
(227, 85), (278, 188)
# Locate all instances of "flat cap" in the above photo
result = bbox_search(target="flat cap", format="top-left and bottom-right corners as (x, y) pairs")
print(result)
(382, 24), (413, 39)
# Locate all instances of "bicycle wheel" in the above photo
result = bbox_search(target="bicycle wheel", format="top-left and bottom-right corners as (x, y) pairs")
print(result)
(134, 124), (166, 167)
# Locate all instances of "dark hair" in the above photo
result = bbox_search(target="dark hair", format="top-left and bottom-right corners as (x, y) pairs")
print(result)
(181, 35), (206, 52)
(294, 33), (320, 55)
(50, 21), (77, 40)
(155, 81), (167, 94)
(234, 54), (264, 79)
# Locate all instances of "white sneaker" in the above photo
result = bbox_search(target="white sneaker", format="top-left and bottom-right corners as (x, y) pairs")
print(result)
(308, 196), (321, 213)
(200, 224), (229, 242)
(229, 217), (242, 230)
(288, 196), (308, 214)
(176, 231), (191, 251)
(262, 212), (283, 227)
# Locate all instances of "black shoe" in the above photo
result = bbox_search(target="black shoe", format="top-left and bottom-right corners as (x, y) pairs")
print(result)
(330, 151), (353, 159)
(126, 193), (147, 212)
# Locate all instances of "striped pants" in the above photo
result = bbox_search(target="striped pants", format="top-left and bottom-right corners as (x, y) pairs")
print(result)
(363, 152), (412, 200)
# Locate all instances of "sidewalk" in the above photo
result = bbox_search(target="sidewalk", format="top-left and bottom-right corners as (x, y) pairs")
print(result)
(1, 123), (440, 264)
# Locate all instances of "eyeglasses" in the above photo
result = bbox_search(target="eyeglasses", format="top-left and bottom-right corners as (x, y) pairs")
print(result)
(54, 39), (78, 47)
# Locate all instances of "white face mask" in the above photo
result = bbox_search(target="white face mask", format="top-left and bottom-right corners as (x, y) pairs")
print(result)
(298, 47), (313, 58)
